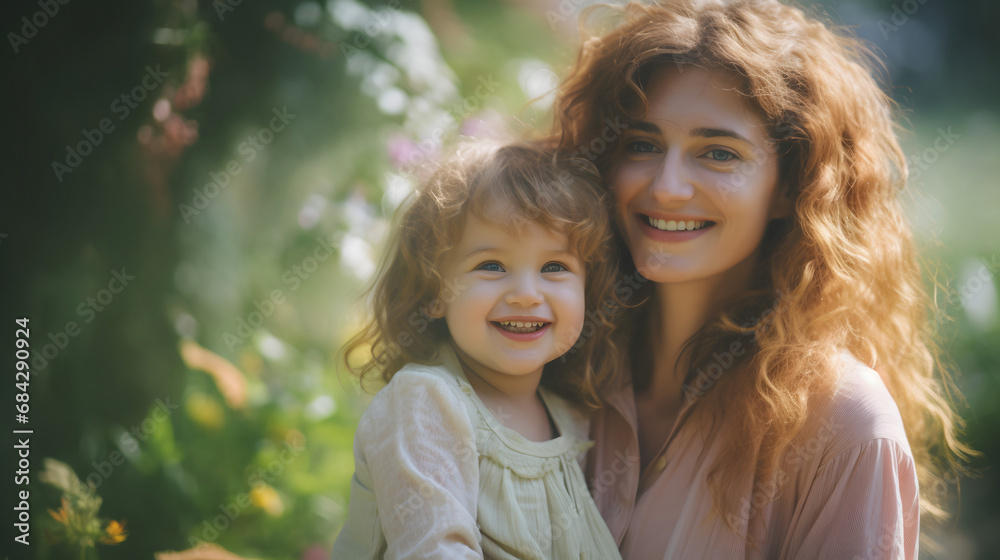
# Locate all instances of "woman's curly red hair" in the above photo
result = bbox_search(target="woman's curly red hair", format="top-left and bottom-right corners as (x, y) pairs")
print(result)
(551, 0), (974, 545)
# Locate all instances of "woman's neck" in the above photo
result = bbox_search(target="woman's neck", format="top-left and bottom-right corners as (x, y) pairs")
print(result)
(644, 254), (757, 404)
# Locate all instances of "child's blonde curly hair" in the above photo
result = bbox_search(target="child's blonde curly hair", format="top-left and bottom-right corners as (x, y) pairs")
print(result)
(344, 141), (624, 407)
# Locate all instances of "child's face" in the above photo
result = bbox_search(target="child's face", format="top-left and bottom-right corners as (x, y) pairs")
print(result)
(432, 209), (586, 382)
(608, 66), (790, 283)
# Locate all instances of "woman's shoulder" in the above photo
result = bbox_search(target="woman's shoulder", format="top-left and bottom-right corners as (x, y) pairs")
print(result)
(801, 351), (912, 464)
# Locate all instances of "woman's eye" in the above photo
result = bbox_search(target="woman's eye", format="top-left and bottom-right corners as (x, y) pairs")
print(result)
(626, 140), (660, 154)
(541, 262), (569, 273)
(705, 148), (738, 161)
(476, 262), (504, 272)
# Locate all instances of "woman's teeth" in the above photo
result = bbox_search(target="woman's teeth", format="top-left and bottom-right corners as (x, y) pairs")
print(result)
(645, 216), (711, 231)
(496, 321), (546, 333)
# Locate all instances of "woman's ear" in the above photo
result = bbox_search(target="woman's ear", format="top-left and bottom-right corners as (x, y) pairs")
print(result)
(425, 299), (446, 319)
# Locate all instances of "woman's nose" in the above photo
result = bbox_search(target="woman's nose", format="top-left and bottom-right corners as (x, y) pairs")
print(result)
(650, 152), (695, 203)
(505, 273), (544, 307)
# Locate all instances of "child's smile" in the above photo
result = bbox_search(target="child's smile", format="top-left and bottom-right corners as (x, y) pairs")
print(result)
(491, 319), (550, 338)
(431, 209), (586, 390)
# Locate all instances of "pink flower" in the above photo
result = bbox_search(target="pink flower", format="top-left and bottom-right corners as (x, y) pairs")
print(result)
(301, 544), (329, 560)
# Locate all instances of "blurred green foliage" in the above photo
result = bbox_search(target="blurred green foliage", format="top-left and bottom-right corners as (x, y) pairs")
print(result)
(2, 0), (998, 558)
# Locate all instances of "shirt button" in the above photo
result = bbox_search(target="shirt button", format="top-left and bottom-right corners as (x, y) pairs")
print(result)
(654, 456), (667, 471)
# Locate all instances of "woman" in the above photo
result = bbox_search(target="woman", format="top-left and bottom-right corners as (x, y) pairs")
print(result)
(550, 1), (972, 558)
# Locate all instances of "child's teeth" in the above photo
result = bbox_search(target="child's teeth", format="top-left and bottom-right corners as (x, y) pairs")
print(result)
(496, 321), (547, 333)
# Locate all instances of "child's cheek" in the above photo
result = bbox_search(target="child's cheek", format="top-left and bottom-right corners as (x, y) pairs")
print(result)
(562, 282), (588, 344)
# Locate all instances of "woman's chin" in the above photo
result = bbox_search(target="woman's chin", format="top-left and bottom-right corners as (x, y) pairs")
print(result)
(632, 253), (702, 284)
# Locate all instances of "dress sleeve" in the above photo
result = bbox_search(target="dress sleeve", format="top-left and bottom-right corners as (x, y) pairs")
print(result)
(785, 438), (919, 560)
(358, 370), (484, 560)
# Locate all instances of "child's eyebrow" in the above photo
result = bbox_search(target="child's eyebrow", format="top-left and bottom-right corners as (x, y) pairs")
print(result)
(458, 246), (579, 260)
(545, 248), (580, 260)
(462, 246), (499, 258)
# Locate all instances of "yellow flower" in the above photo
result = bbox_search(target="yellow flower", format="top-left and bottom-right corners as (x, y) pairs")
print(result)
(186, 392), (225, 429)
(48, 497), (70, 526)
(249, 484), (284, 517)
(100, 519), (128, 544)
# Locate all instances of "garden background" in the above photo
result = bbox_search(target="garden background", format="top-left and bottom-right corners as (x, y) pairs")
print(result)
(2, 0), (998, 558)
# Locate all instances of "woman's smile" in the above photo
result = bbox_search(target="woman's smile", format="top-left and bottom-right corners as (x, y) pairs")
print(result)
(609, 65), (789, 284)
(637, 213), (718, 242)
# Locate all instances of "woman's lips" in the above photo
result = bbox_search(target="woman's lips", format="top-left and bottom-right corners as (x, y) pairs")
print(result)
(636, 214), (716, 242)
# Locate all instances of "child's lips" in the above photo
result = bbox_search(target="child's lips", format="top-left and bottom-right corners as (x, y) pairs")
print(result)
(490, 321), (551, 341)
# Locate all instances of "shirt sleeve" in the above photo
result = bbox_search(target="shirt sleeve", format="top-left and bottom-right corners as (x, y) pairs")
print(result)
(356, 370), (484, 560)
(785, 438), (919, 560)
(331, 437), (386, 559)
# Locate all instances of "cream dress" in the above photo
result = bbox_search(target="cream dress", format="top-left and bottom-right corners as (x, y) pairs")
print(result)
(332, 344), (622, 560)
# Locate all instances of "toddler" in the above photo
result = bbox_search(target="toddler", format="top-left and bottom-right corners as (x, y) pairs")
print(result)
(332, 141), (623, 559)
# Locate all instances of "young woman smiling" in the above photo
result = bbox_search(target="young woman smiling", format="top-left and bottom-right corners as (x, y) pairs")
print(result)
(550, 1), (973, 558)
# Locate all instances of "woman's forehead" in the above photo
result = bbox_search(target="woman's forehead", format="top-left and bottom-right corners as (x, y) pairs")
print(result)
(641, 66), (770, 141)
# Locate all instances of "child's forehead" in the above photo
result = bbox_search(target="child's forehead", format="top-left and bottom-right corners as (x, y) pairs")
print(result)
(450, 210), (576, 256)
(465, 210), (568, 240)
(471, 196), (565, 231)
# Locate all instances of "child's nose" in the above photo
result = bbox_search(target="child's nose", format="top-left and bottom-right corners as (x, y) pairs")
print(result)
(505, 273), (543, 307)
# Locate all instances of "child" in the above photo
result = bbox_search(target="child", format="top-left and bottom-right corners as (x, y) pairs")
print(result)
(332, 141), (624, 559)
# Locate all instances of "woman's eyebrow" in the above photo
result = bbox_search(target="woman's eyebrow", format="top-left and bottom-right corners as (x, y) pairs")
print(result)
(690, 127), (752, 143)
(627, 120), (660, 134)
(627, 121), (752, 144)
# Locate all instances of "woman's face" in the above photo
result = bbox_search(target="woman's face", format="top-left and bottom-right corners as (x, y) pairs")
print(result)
(609, 66), (789, 284)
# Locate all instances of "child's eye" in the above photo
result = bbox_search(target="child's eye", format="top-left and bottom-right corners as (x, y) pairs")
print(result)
(541, 262), (569, 273)
(626, 140), (660, 154)
(476, 262), (505, 272)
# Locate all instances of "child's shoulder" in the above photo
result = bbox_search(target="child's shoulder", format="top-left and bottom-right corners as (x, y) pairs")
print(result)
(385, 357), (467, 397)
(358, 356), (473, 432)
(539, 388), (592, 443)
(352, 358), (481, 470)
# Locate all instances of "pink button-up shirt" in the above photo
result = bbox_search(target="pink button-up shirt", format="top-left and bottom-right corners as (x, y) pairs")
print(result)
(586, 352), (919, 559)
